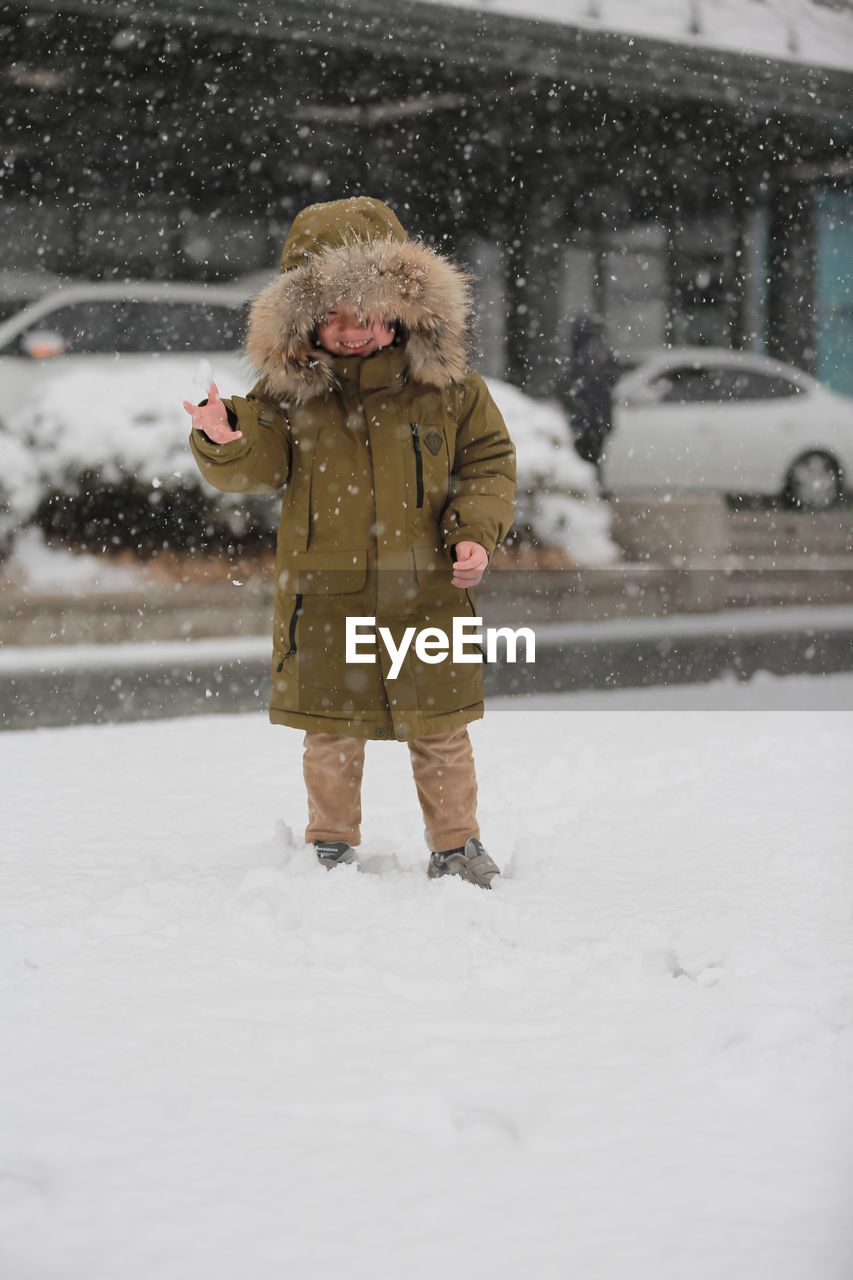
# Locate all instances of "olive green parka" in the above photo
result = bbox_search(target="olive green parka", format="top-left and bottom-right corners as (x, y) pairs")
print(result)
(190, 197), (516, 740)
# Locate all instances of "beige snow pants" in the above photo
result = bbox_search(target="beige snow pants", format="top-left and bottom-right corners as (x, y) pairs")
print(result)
(303, 726), (479, 854)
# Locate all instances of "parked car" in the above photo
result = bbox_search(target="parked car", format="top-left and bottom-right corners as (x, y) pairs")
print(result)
(0, 280), (253, 428)
(600, 347), (853, 511)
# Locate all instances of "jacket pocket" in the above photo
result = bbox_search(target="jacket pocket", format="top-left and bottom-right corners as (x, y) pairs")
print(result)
(277, 549), (369, 595)
(275, 593), (303, 672)
(411, 544), (454, 582)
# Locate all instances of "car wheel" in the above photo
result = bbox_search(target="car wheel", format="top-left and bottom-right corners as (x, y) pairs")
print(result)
(784, 452), (842, 512)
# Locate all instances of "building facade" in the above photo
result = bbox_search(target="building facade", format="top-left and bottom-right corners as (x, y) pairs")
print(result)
(2, 0), (852, 392)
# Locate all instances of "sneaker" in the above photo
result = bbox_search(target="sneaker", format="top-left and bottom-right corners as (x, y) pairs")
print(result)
(427, 837), (500, 889)
(314, 841), (358, 870)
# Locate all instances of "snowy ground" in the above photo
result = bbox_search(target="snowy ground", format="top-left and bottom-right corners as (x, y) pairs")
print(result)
(2, 680), (853, 1280)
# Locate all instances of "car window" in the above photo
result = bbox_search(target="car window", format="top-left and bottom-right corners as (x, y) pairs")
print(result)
(650, 365), (801, 405)
(725, 370), (802, 400)
(652, 366), (733, 404)
(122, 301), (246, 352)
(11, 298), (247, 355)
(21, 301), (127, 353)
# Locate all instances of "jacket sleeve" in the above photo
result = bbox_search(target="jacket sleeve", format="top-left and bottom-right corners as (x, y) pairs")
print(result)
(440, 371), (516, 557)
(189, 380), (291, 495)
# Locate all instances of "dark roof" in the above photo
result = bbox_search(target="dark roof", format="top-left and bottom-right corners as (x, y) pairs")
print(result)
(14, 0), (853, 125)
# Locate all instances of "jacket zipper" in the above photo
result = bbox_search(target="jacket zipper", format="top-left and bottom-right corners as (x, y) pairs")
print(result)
(276, 592), (303, 672)
(409, 421), (424, 508)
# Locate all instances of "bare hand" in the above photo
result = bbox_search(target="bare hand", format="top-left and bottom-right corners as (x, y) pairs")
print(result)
(451, 541), (489, 588)
(182, 381), (242, 444)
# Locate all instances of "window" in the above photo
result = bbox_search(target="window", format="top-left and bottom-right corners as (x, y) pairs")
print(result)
(725, 371), (801, 400)
(15, 298), (248, 356)
(651, 365), (801, 405)
(652, 366), (733, 404)
(22, 301), (127, 354)
(121, 301), (247, 353)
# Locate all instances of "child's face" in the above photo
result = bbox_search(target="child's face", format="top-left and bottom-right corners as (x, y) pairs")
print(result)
(316, 301), (396, 357)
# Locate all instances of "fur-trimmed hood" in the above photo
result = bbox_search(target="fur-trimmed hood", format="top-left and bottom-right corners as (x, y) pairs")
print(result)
(245, 197), (473, 405)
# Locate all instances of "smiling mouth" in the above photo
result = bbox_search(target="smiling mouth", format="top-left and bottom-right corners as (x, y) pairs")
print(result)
(339, 338), (372, 349)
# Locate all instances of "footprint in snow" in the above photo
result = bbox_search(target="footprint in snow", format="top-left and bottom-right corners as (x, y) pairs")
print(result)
(452, 1107), (521, 1147)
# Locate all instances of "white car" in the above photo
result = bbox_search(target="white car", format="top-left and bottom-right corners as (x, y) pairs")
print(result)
(0, 280), (252, 429)
(601, 348), (853, 511)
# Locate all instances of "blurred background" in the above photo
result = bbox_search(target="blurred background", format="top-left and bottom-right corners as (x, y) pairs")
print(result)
(1, 0), (852, 723)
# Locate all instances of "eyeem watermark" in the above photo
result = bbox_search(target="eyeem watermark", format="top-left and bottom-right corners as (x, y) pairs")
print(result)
(346, 616), (536, 679)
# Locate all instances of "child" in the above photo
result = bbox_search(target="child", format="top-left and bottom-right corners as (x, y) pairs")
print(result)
(184, 196), (516, 888)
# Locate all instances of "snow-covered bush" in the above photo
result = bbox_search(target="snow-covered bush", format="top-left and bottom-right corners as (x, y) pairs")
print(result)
(7, 362), (617, 565)
(485, 377), (619, 565)
(0, 431), (42, 558)
(16, 362), (278, 554)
